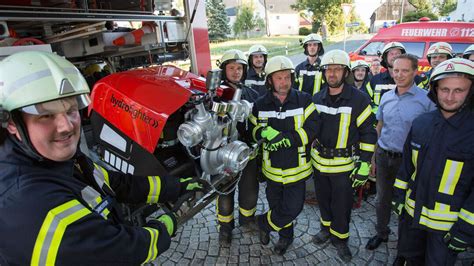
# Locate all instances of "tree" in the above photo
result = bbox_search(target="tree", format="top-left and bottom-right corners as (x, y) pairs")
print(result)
(402, 9), (438, 22)
(206, 0), (231, 41)
(434, 0), (457, 16)
(233, 5), (265, 38)
(291, 0), (352, 39)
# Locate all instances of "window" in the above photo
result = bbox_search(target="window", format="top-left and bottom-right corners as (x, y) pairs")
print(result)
(399, 42), (425, 58)
(359, 41), (384, 56)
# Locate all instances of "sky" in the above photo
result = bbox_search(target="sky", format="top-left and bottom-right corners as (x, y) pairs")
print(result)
(354, 0), (383, 25)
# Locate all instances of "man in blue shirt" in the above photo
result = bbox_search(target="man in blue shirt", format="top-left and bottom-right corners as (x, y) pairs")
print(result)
(366, 54), (435, 250)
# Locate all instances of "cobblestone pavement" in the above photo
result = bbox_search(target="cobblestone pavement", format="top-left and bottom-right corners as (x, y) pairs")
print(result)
(155, 184), (474, 265)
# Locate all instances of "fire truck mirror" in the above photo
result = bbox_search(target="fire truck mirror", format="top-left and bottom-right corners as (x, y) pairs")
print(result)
(206, 69), (222, 92)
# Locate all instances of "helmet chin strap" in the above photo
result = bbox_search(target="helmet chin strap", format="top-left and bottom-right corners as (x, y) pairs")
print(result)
(10, 111), (45, 162)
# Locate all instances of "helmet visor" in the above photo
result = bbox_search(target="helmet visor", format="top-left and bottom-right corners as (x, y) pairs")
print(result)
(20, 94), (91, 115)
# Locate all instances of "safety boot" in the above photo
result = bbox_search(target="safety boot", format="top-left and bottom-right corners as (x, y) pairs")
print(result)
(313, 229), (330, 245)
(219, 227), (232, 244)
(274, 237), (293, 255)
(255, 214), (270, 245)
(333, 241), (352, 262)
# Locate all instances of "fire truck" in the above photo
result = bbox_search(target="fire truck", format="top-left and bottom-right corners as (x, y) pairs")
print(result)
(350, 19), (474, 73)
(0, 1), (253, 224)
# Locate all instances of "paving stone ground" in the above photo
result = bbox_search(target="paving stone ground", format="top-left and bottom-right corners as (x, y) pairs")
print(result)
(154, 183), (474, 265)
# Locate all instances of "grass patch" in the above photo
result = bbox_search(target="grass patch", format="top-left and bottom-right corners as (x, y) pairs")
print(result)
(171, 34), (344, 69)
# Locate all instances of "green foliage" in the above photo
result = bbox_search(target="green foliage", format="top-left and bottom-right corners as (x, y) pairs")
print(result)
(291, 0), (352, 37)
(206, 0), (231, 41)
(299, 27), (311, 35)
(402, 9), (439, 22)
(233, 5), (265, 38)
(435, 0), (457, 16)
(408, 0), (431, 10)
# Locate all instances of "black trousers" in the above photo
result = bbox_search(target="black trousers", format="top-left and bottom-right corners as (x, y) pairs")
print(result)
(258, 180), (306, 239)
(217, 159), (259, 230)
(314, 170), (353, 241)
(396, 211), (458, 266)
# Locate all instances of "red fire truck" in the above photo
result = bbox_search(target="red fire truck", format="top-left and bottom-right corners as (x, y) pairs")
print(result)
(350, 19), (474, 72)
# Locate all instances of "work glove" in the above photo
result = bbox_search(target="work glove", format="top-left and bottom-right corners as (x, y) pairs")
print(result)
(179, 177), (205, 196)
(263, 136), (291, 151)
(260, 126), (280, 141)
(391, 200), (404, 216)
(157, 212), (178, 237)
(444, 232), (469, 253)
(350, 160), (370, 188)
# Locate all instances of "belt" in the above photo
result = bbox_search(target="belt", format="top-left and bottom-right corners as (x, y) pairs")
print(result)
(312, 139), (357, 158)
(380, 147), (403, 158)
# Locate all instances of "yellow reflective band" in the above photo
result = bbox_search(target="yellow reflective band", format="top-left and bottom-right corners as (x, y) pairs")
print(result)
(356, 105), (372, 127)
(31, 200), (91, 266)
(366, 82), (374, 98)
(298, 146), (306, 166)
(304, 103), (316, 120)
(411, 149), (419, 181)
(371, 106), (378, 115)
(93, 163), (110, 187)
(359, 142), (375, 152)
(394, 178), (408, 190)
(336, 113), (351, 148)
(262, 162), (313, 184)
(313, 162), (355, 173)
(252, 124), (264, 142)
(313, 72), (322, 95)
(143, 227), (159, 263)
(459, 208), (474, 225)
(311, 149), (354, 165)
(298, 76), (304, 91)
(239, 207), (256, 217)
(147, 176), (161, 204)
(267, 211), (292, 232)
(218, 213), (234, 223)
(296, 128), (308, 145)
(438, 159), (463, 195)
(320, 218), (331, 227)
(374, 92), (381, 106)
(419, 216), (454, 231)
(329, 227), (349, 239)
(421, 206), (459, 222)
(249, 113), (258, 126)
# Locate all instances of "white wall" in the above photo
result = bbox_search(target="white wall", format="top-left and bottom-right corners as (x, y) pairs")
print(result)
(449, 0), (474, 21)
(268, 13), (299, 35)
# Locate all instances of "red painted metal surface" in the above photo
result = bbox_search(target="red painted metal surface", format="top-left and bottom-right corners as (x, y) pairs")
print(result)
(89, 65), (222, 153)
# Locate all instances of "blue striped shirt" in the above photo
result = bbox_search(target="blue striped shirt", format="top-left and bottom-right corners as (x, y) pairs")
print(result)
(376, 83), (436, 153)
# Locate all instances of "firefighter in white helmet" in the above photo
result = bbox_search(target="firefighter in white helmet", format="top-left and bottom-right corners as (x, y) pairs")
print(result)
(351, 60), (371, 92)
(245, 44), (268, 96)
(311, 49), (376, 262)
(463, 44), (474, 61)
(419, 42), (454, 90)
(294, 33), (325, 96)
(216, 49), (260, 244)
(392, 58), (474, 265)
(249, 56), (319, 255)
(0, 51), (204, 264)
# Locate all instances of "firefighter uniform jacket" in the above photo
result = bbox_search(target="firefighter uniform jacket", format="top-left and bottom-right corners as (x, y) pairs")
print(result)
(366, 71), (424, 113)
(0, 136), (181, 265)
(245, 67), (267, 97)
(311, 84), (377, 174)
(419, 69), (432, 90)
(294, 57), (324, 96)
(249, 89), (319, 185)
(393, 109), (474, 244)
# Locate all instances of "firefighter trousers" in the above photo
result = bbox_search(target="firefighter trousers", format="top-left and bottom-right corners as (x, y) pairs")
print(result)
(217, 159), (259, 231)
(314, 170), (353, 241)
(395, 212), (458, 266)
(258, 180), (306, 240)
